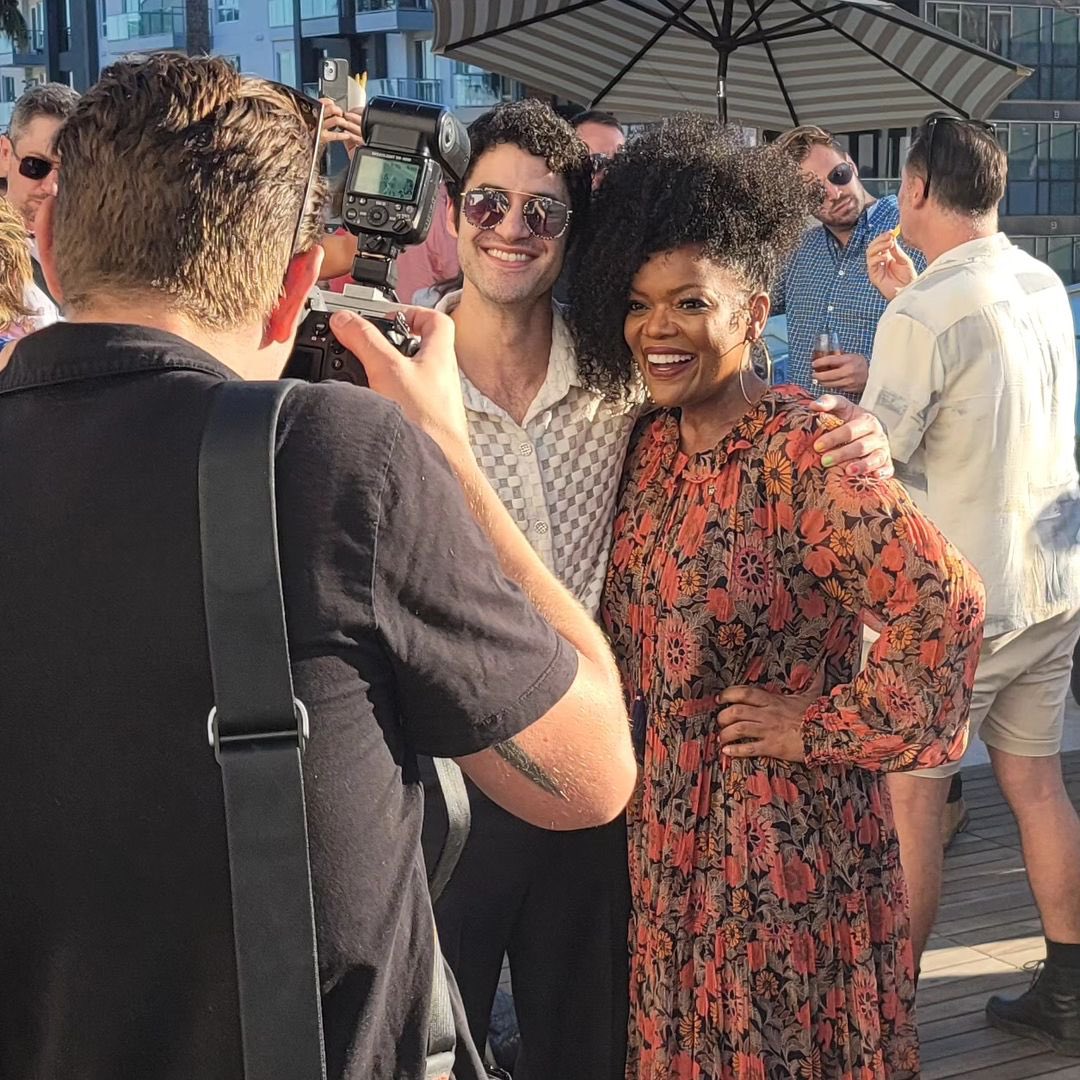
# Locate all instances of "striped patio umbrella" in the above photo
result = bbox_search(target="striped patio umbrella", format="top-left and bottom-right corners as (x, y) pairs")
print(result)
(432, 0), (1030, 130)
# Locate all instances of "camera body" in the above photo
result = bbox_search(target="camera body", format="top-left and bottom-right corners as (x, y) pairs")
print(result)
(283, 95), (469, 387)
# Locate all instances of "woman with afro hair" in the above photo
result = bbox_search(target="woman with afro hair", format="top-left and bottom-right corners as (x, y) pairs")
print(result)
(567, 115), (985, 1079)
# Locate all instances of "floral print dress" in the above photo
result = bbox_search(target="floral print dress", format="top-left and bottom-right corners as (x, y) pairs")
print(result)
(601, 389), (984, 1080)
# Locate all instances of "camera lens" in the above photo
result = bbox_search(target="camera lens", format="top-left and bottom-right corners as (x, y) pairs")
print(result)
(322, 60), (335, 79)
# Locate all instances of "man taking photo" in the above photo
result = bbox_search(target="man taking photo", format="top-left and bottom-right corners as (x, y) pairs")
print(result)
(0, 54), (639, 1080)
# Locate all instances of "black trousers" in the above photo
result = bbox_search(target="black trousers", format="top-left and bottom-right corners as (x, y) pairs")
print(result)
(423, 778), (631, 1080)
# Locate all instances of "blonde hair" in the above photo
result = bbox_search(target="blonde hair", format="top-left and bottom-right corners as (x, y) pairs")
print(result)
(0, 198), (33, 331)
(53, 54), (325, 329)
(773, 125), (844, 164)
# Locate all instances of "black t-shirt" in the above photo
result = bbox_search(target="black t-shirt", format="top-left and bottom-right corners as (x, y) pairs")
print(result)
(0, 323), (578, 1080)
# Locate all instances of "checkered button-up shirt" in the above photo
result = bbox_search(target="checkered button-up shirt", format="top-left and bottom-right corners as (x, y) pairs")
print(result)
(774, 195), (926, 402)
(438, 291), (640, 615)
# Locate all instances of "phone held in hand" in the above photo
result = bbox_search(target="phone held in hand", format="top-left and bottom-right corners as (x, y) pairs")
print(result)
(319, 58), (366, 113)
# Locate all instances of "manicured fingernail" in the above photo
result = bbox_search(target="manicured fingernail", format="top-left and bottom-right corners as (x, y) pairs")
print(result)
(822, 454), (834, 466)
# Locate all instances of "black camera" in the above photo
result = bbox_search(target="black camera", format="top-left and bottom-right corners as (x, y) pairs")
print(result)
(283, 95), (470, 386)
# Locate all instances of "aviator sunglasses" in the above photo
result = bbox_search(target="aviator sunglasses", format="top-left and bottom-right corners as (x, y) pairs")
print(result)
(461, 186), (573, 241)
(9, 146), (58, 182)
(826, 161), (855, 188)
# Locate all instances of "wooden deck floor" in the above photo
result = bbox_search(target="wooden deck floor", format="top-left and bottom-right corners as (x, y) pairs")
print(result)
(916, 749), (1080, 1079)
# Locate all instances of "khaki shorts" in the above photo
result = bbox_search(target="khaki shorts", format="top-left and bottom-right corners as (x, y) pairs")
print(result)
(914, 605), (1080, 779)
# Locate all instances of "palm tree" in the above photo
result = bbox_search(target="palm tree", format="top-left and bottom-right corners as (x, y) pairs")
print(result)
(0, 0), (28, 52)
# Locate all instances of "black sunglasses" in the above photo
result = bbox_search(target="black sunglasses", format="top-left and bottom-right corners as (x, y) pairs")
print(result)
(921, 114), (997, 196)
(269, 81), (323, 261)
(826, 162), (854, 188)
(462, 186), (572, 241)
(10, 146), (58, 182)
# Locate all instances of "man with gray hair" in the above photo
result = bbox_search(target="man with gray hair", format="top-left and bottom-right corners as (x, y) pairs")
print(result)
(0, 82), (79, 324)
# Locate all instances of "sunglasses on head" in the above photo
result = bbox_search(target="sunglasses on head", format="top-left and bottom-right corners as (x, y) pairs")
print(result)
(461, 186), (572, 241)
(826, 162), (854, 188)
(10, 146), (58, 182)
(920, 113), (997, 196)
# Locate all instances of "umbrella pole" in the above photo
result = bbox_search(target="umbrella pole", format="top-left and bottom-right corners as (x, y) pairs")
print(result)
(716, 49), (730, 124)
(716, 0), (734, 125)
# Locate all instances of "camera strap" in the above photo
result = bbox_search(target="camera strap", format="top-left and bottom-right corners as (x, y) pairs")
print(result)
(199, 380), (457, 1080)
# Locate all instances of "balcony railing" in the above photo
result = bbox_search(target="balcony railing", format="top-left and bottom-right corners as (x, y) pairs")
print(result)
(300, 0), (340, 17)
(104, 9), (184, 42)
(356, 0), (431, 9)
(366, 77), (443, 104)
(268, 0), (292, 26)
(452, 72), (519, 109)
(861, 177), (902, 198)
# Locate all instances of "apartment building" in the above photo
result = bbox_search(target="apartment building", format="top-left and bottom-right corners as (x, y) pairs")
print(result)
(0, 0), (524, 131)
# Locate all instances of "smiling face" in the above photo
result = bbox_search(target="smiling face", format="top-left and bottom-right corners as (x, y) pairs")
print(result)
(450, 142), (569, 308)
(624, 245), (768, 414)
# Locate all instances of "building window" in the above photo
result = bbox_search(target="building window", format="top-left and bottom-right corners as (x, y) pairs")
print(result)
(220, 54), (241, 70)
(926, 2), (1080, 103)
(268, 0), (292, 26)
(217, 0), (240, 22)
(1013, 235), (1080, 284)
(1, 77), (14, 102)
(996, 121), (1080, 216)
(274, 42), (297, 88)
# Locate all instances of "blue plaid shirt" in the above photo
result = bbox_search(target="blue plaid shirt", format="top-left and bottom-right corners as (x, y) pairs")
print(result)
(773, 196), (926, 402)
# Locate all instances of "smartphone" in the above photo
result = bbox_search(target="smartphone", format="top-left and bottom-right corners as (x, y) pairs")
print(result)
(320, 58), (350, 113)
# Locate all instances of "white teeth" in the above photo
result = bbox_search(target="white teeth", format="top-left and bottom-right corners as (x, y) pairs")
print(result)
(648, 354), (694, 366)
(486, 249), (532, 263)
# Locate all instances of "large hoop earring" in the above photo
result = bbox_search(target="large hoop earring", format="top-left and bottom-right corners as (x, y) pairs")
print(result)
(739, 352), (753, 406)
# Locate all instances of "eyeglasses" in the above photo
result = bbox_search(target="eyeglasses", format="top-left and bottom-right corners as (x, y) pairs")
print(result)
(10, 146), (59, 182)
(589, 152), (611, 171)
(461, 187), (572, 241)
(921, 113), (997, 197)
(826, 162), (854, 188)
(268, 81), (323, 261)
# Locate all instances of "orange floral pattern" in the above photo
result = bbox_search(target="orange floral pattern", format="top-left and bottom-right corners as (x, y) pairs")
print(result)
(602, 389), (985, 1080)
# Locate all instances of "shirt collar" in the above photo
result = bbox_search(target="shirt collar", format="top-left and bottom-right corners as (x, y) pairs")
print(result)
(0, 322), (235, 396)
(437, 288), (588, 424)
(920, 232), (1011, 278)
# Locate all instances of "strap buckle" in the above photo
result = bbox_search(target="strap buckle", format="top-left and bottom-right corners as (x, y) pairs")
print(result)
(424, 1050), (456, 1080)
(207, 699), (310, 762)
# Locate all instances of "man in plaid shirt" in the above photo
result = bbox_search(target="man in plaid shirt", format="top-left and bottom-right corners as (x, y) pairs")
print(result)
(773, 125), (926, 403)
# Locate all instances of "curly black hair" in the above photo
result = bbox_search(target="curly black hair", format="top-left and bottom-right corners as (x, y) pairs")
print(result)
(567, 114), (815, 400)
(451, 98), (593, 247)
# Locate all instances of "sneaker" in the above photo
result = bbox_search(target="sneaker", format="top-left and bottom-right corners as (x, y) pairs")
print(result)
(986, 960), (1080, 1056)
(941, 797), (970, 850)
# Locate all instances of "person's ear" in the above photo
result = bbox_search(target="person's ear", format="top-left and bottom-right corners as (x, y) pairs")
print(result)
(0, 135), (12, 171)
(748, 290), (771, 343)
(35, 197), (64, 306)
(264, 246), (323, 346)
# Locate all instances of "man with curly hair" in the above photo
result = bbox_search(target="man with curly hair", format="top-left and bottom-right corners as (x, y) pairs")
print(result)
(427, 99), (898, 1080)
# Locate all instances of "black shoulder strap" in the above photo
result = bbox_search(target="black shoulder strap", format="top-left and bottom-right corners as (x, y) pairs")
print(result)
(199, 380), (458, 1080)
(199, 379), (327, 1080)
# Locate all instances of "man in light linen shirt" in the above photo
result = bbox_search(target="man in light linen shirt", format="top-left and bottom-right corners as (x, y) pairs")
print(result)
(426, 100), (895, 1080)
(865, 114), (1080, 1055)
